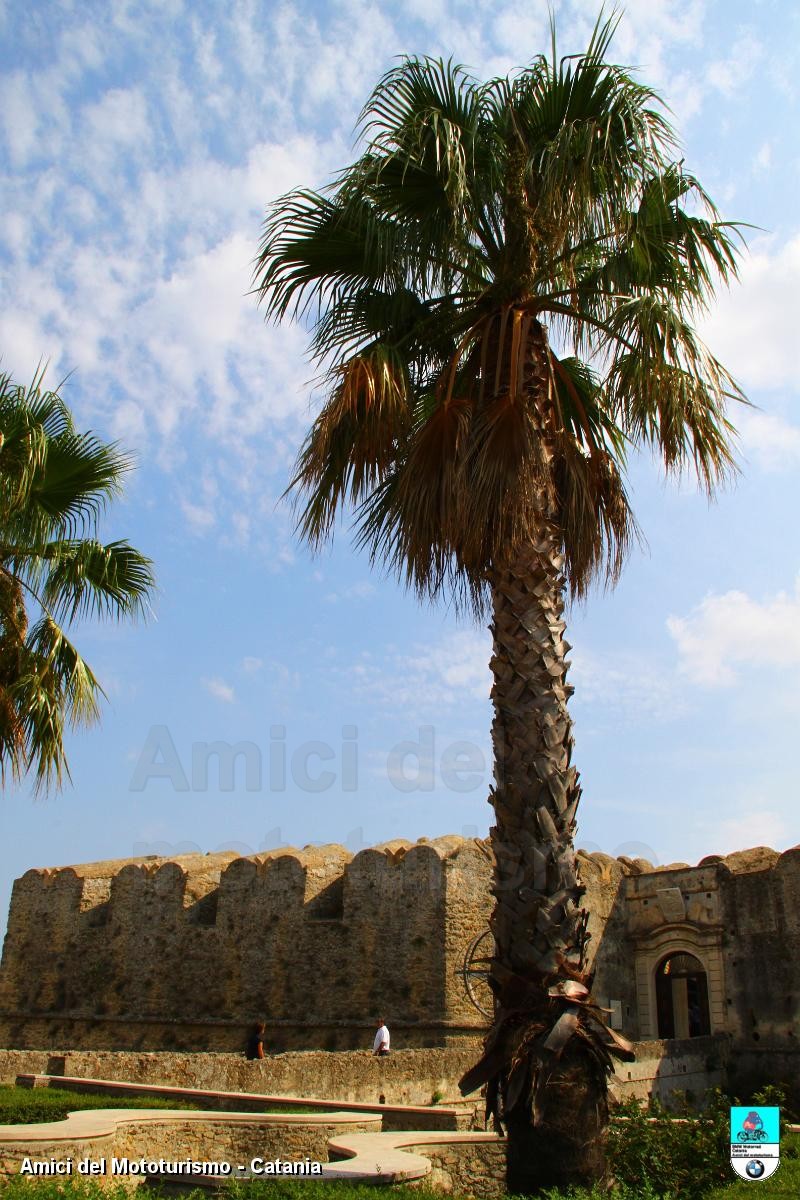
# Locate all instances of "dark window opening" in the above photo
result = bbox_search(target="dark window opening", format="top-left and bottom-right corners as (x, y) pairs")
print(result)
(306, 877), (344, 921)
(84, 902), (110, 928)
(187, 892), (219, 926)
(655, 952), (711, 1039)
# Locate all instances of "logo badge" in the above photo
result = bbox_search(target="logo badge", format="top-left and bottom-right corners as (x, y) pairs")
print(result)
(730, 1106), (780, 1181)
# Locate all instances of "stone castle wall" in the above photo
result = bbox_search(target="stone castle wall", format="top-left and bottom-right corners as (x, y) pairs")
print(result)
(0, 836), (798, 1087)
(0, 835), (629, 1053)
(0, 838), (492, 1052)
(622, 846), (800, 1043)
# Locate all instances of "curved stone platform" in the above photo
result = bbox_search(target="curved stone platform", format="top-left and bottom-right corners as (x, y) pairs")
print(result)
(3, 1076), (503, 1191)
(323, 1128), (504, 1184)
(0, 1106), (379, 1145)
(0, 1106), (381, 1187)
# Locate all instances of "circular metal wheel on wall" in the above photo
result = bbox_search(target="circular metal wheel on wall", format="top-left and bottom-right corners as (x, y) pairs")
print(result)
(461, 928), (495, 1019)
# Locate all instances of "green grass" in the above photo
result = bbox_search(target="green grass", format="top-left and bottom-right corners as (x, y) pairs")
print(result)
(0, 1085), (201, 1125)
(0, 1171), (798, 1199)
(532, 1133), (800, 1199)
(0, 1086), (321, 1125)
(0, 1184), (430, 1199)
(0, 1185), (435, 1200)
(705, 1131), (800, 1200)
(0, 1117), (795, 1198)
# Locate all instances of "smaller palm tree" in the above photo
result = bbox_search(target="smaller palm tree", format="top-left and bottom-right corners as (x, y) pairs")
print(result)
(0, 370), (155, 792)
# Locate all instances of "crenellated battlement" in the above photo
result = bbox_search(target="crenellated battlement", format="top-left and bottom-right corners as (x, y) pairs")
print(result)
(9, 837), (486, 928)
(1, 837), (798, 1057)
(0, 837), (495, 1051)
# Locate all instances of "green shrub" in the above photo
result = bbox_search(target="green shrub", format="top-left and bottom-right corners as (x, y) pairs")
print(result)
(751, 1083), (796, 1127)
(226, 1185), (466, 1200)
(606, 1091), (730, 1200)
(542, 1188), (674, 1200)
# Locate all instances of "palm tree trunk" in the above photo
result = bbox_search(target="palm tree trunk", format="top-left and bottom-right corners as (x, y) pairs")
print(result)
(0, 569), (28, 768)
(486, 531), (608, 1193)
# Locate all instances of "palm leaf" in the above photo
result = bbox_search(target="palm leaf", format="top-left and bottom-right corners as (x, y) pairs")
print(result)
(38, 539), (155, 623)
(257, 27), (745, 607)
(0, 373), (154, 791)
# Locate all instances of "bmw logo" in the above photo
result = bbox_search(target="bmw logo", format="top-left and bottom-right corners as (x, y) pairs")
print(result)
(746, 1160), (765, 1179)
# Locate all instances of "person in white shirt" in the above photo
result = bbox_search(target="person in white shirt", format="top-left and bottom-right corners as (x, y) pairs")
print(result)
(373, 1016), (390, 1056)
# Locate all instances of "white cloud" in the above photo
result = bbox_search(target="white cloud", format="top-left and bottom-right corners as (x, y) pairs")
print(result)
(202, 677), (236, 703)
(0, 8), (334, 560)
(82, 86), (150, 153)
(571, 648), (684, 721)
(0, 72), (39, 165)
(401, 631), (492, 703)
(242, 656), (263, 673)
(325, 581), (376, 603)
(347, 630), (492, 712)
(753, 140), (772, 173)
(667, 575), (800, 686)
(0, 0), (790, 564)
(707, 32), (764, 96)
(693, 794), (789, 858)
(180, 499), (216, 534)
(737, 410), (800, 472)
(701, 233), (800, 395)
(178, 471), (219, 535)
(267, 661), (302, 692)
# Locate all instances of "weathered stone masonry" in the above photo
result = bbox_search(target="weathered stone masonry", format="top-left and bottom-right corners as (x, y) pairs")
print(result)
(0, 838), (489, 1052)
(0, 836), (798, 1100)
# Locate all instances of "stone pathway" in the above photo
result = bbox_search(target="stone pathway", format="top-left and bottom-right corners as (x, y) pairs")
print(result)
(322, 1127), (503, 1183)
(7, 1073), (497, 1188)
(0, 1106), (379, 1145)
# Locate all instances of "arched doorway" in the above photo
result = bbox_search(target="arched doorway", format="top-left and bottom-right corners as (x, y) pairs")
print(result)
(655, 952), (711, 1039)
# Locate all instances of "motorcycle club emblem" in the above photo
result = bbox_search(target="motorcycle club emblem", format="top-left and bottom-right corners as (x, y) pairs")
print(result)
(730, 1106), (780, 1181)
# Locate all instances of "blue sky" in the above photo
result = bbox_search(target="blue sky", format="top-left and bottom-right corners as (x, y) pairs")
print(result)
(1, 0), (799, 937)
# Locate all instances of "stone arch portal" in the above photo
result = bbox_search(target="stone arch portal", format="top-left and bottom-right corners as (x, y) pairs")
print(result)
(655, 951), (711, 1039)
(633, 926), (726, 1041)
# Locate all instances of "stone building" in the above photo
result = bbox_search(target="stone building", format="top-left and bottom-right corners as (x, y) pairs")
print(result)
(0, 836), (797, 1098)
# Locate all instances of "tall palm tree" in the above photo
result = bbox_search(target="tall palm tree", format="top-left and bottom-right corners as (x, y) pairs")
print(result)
(0, 370), (155, 793)
(254, 19), (743, 1193)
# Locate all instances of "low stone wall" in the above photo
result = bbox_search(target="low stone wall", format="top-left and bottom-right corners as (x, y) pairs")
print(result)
(0, 1036), (738, 1115)
(727, 1045), (800, 1109)
(0, 1114), (376, 1191)
(610, 1035), (731, 1108)
(410, 1139), (507, 1199)
(0, 1047), (480, 1108)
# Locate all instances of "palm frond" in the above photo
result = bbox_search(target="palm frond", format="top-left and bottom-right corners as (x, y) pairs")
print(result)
(25, 614), (103, 721)
(28, 431), (129, 534)
(548, 355), (639, 593)
(9, 616), (103, 793)
(38, 539), (155, 623)
(257, 24), (745, 610)
(357, 55), (488, 213)
(254, 189), (408, 327)
(289, 345), (411, 547)
(548, 166), (744, 311)
(604, 294), (743, 489)
(507, 23), (675, 257)
(0, 373), (154, 791)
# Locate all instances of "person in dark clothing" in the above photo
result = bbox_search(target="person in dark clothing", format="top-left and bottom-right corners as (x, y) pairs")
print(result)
(245, 1021), (266, 1059)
